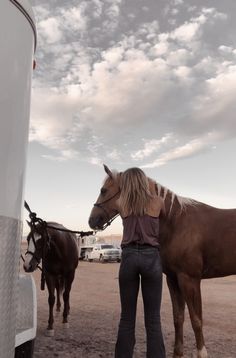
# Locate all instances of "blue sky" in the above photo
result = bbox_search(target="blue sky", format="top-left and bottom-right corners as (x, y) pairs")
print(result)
(24, 0), (236, 235)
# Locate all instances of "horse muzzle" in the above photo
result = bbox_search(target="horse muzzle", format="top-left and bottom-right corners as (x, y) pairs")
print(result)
(88, 215), (105, 230)
(23, 257), (39, 273)
(23, 262), (34, 273)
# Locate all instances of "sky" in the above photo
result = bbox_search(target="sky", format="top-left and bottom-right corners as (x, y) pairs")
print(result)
(24, 0), (236, 235)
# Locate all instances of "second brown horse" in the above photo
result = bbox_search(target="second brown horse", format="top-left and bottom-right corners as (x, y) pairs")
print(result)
(24, 221), (79, 336)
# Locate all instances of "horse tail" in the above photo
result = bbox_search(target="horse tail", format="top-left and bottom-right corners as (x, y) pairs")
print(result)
(56, 275), (65, 295)
(55, 275), (65, 313)
(60, 275), (65, 294)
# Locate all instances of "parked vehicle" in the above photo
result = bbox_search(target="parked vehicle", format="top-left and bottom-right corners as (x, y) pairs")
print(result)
(79, 234), (104, 260)
(85, 244), (121, 262)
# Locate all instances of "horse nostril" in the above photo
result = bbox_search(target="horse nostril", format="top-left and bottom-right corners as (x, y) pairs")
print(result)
(88, 215), (103, 229)
(24, 263), (32, 272)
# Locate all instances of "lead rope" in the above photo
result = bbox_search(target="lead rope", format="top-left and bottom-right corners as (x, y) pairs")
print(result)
(40, 221), (49, 291)
(24, 201), (95, 236)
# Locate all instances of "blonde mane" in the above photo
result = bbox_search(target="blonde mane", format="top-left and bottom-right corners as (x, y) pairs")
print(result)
(105, 171), (198, 216)
(155, 182), (198, 215)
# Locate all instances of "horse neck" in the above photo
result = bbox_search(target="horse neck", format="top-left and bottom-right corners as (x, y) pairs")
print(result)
(156, 183), (196, 220)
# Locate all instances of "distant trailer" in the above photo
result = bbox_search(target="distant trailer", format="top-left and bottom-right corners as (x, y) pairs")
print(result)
(0, 1), (37, 357)
(79, 235), (105, 260)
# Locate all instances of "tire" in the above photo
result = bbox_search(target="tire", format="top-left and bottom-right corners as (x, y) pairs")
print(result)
(15, 339), (35, 358)
(100, 255), (107, 263)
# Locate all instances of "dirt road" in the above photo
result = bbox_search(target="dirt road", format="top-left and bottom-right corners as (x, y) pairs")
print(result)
(29, 261), (236, 358)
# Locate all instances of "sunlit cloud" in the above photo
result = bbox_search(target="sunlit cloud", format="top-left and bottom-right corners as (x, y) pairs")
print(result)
(31, 1), (236, 167)
(142, 132), (221, 168)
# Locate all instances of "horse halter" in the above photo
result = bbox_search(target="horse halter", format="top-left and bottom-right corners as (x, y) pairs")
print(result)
(26, 215), (52, 267)
(26, 234), (41, 264)
(26, 228), (49, 265)
(93, 190), (120, 230)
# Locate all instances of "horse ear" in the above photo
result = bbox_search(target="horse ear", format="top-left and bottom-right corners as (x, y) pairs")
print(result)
(103, 164), (113, 178)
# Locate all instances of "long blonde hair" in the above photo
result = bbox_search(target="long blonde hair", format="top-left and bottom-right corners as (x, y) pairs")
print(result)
(119, 167), (152, 216)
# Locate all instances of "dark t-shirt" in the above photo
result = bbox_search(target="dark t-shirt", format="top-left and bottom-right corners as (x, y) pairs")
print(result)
(121, 214), (160, 248)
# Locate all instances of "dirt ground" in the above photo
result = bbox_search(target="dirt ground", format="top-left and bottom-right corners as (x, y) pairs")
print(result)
(26, 260), (236, 358)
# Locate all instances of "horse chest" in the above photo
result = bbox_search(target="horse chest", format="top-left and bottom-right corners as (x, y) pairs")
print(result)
(45, 261), (62, 275)
(160, 235), (203, 277)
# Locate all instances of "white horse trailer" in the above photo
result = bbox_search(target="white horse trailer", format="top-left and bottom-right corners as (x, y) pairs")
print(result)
(0, 1), (37, 357)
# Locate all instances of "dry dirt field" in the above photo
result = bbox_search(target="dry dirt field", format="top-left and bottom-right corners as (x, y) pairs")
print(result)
(26, 260), (236, 358)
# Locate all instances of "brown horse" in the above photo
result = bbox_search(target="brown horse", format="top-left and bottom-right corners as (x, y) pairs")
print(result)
(88, 164), (236, 358)
(23, 221), (79, 336)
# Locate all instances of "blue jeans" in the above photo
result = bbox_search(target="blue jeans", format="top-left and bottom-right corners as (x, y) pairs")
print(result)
(115, 245), (166, 358)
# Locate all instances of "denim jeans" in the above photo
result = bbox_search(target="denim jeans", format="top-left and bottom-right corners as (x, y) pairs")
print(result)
(115, 245), (166, 358)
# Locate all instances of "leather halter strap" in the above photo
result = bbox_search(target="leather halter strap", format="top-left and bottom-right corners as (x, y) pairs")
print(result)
(93, 190), (120, 230)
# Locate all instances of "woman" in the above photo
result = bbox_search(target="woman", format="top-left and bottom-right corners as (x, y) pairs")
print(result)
(115, 167), (166, 358)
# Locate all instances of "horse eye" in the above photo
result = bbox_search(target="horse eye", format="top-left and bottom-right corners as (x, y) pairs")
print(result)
(100, 187), (107, 195)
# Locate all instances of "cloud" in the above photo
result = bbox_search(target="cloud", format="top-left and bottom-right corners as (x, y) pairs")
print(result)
(91, 0), (104, 18)
(42, 149), (79, 162)
(171, 21), (201, 43)
(173, 0), (183, 5)
(61, 6), (87, 32)
(30, 3), (236, 166)
(131, 134), (173, 160)
(36, 3), (88, 45)
(193, 64), (236, 133)
(142, 132), (221, 168)
(38, 17), (62, 43)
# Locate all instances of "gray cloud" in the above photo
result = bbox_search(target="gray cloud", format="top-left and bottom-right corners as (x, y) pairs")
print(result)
(30, 0), (236, 167)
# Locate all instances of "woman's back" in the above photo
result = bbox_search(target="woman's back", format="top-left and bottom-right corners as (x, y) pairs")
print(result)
(122, 214), (160, 247)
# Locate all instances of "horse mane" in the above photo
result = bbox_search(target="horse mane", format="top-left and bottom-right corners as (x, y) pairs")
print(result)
(155, 182), (198, 215)
(107, 170), (198, 215)
(47, 222), (65, 229)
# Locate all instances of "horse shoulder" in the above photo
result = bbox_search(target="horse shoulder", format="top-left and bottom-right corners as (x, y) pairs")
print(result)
(159, 205), (205, 276)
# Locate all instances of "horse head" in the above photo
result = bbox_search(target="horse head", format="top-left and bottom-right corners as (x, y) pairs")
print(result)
(88, 164), (121, 230)
(23, 221), (45, 272)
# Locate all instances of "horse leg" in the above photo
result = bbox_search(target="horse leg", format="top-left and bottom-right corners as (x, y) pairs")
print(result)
(55, 276), (61, 312)
(166, 275), (186, 358)
(62, 271), (75, 327)
(45, 274), (56, 336)
(177, 273), (208, 358)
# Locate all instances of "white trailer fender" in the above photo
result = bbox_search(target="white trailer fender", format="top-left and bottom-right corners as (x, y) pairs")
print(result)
(15, 275), (37, 347)
(0, 1), (36, 357)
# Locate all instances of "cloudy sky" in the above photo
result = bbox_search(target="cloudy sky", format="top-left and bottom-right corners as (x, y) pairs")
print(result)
(24, 0), (236, 235)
